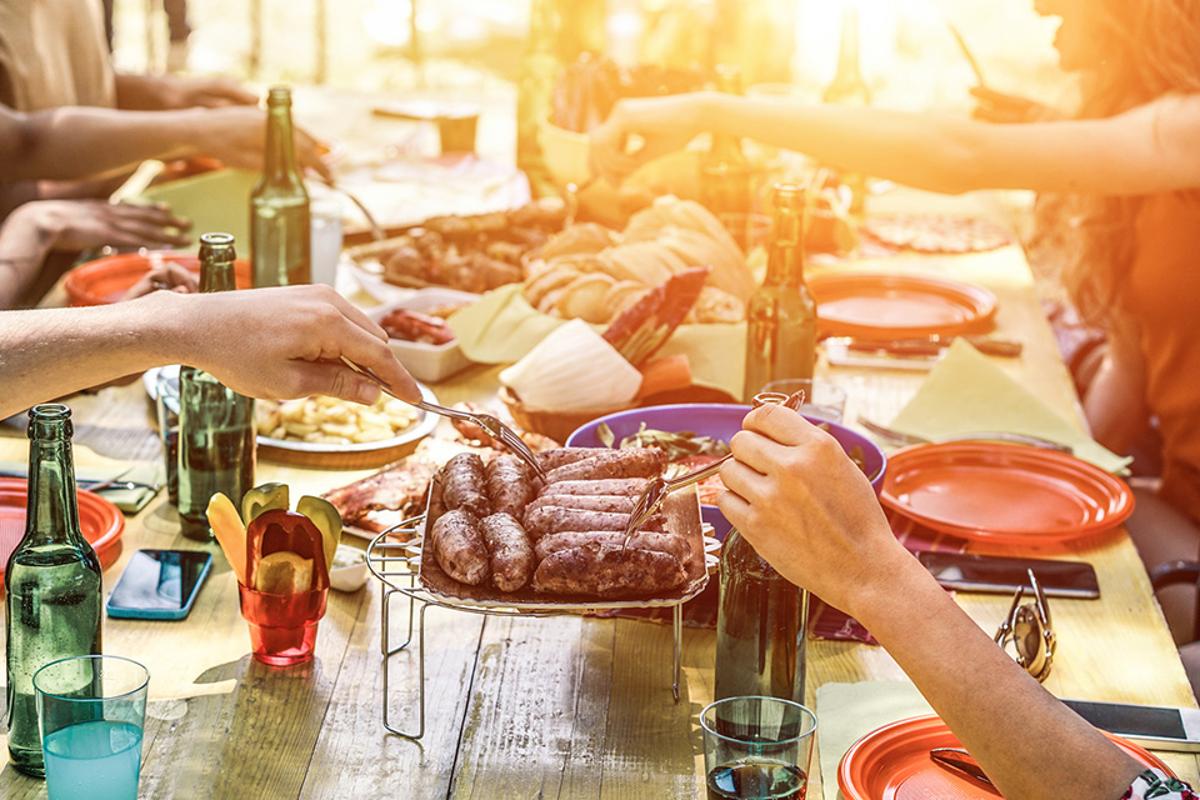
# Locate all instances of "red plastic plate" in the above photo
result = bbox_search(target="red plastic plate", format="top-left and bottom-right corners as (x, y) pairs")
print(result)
(880, 442), (1134, 545)
(809, 273), (997, 339)
(63, 252), (251, 306)
(0, 478), (124, 588)
(839, 715), (1172, 800)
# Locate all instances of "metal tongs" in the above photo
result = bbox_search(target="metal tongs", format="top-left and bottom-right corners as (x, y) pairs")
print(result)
(620, 390), (806, 549)
(339, 357), (547, 480)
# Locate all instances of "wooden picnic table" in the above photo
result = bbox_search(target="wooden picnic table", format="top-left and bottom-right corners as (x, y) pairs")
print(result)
(1, 224), (1197, 799)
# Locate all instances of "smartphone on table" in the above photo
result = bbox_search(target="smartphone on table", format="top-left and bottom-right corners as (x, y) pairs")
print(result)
(917, 551), (1100, 599)
(106, 548), (213, 620)
(1064, 699), (1200, 753)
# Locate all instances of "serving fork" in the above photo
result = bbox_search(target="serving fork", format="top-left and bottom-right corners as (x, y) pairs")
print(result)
(619, 390), (806, 549)
(339, 357), (547, 480)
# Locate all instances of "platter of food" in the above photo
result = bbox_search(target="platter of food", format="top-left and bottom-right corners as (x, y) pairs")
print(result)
(344, 199), (566, 302)
(144, 366), (440, 468)
(365, 287), (478, 383)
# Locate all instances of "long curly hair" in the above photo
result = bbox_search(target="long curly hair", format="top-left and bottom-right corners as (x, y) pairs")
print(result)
(1062, 0), (1200, 326)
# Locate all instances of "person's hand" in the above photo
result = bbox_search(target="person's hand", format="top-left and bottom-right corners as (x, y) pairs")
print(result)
(716, 404), (907, 616)
(169, 284), (422, 406)
(969, 86), (1052, 124)
(121, 261), (199, 300)
(588, 93), (708, 186)
(193, 107), (333, 181)
(30, 199), (192, 250)
(163, 75), (258, 109)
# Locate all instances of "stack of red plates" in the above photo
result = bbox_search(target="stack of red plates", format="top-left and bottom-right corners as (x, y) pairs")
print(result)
(808, 273), (997, 340)
(880, 442), (1134, 545)
(839, 716), (1171, 798)
(0, 478), (124, 587)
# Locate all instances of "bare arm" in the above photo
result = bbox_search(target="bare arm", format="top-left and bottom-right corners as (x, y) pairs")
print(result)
(0, 286), (421, 419)
(591, 92), (1200, 197)
(717, 405), (1143, 799)
(0, 104), (331, 181)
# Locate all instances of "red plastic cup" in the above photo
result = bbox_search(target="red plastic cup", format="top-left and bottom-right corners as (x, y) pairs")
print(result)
(238, 583), (328, 666)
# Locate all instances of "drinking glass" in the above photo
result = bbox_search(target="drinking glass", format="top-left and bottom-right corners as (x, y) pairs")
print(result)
(238, 583), (328, 666)
(155, 370), (180, 506)
(700, 697), (817, 800)
(761, 379), (847, 422)
(309, 198), (343, 288)
(34, 655), (149, 800)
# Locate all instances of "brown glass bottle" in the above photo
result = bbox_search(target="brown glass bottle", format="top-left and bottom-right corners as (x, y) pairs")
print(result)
(714, 393), (809, 705)
(701, 65), (753, 220)
(742, 184), (818, 402)
(822, 7), (871, 215)
(251, 86), (311, 286)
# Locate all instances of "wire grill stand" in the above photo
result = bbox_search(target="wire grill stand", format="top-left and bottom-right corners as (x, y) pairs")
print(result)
(367, 516), (709, 740)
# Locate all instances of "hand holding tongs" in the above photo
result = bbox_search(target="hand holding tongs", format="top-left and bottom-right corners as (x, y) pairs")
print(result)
(620, 390), (807, 549)
(339, 357), (547, 480)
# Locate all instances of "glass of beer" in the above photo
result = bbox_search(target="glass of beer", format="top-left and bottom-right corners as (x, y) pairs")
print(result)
(700, 696), (817, 800)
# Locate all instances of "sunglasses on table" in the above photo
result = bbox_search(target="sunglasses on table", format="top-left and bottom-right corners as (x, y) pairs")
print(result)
(994, 568), (1056, 682)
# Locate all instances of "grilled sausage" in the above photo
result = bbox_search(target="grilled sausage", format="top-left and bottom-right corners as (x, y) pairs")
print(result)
(480, 513), (535, 592)
(485, 455), (534, 518)
(524, 507), (665, 539)
(441, 453), (490, 517)
(536, 478), (651, 498)
(430, 509), (489, 586)
(532, 545), (687, 598)
(523, 494), (635, 522)
(536, 447), (602, 471)
(542, 449), (666, 484)
(534, 531), (689, 563)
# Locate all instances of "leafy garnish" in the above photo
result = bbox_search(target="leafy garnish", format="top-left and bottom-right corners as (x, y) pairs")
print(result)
(617, 424), (731, 461)
(597, 422), (616, 449)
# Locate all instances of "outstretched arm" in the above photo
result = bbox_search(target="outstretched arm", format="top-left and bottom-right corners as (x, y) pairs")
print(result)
(591, 92), (1200, 197)
(0, 285), (421, 419)
(0, 104), (331, 181)
(717, 405), (1144, 799)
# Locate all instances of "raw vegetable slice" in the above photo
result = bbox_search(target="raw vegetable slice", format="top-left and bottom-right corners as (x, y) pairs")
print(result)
(241, 482), (290, 525)
(206, 492), (248, 584)
(297, 495), (342, 576)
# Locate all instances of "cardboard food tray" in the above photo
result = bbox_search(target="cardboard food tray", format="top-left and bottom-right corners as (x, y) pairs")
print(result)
(416, 488), (710, 611)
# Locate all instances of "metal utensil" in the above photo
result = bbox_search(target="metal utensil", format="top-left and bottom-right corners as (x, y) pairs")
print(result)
(859, 417), (1074, 455)
(0, 470), (160, 495)
(339, 358), (547, 480)
(930, 748), (1000, 793)
(619, 390), (806, 548)
(947, 22), (988, 88)
(313, 176), (386, 242)
(834, 335), (1023, 359)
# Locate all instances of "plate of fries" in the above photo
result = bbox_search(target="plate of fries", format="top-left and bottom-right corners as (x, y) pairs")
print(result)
(144, 366), (440, 466)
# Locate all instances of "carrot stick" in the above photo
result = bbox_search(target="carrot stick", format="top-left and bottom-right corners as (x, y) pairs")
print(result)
(636, 354), (692, 399)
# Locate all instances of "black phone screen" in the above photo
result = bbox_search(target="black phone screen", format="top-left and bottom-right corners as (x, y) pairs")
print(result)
(917, 552), (1100, 598)
(108, 549), (212, 612)
(1065, 700), (1187, 739)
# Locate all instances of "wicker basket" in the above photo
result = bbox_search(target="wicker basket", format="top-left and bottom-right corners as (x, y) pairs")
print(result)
(498, 386), (631, 445)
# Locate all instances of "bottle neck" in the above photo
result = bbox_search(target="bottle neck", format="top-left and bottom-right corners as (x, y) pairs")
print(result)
(200, 258), (236, 293)
(264, 104), (301, 186)
(24, 426), (81, 546)
(765, 208), (806, 286)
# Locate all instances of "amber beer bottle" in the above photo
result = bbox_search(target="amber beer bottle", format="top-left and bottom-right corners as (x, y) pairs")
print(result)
(5, 404), (103, 776)
(251, 86), (311, 286)
(822, 6), (871, 215)
(177, 233), (256, 540)
(714, 392), (810, 705)
(701, 65), (753, 221)
(742, 183), (818, 402)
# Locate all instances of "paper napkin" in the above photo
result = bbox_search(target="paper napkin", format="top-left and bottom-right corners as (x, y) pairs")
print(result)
(889, 339), (1131, 473)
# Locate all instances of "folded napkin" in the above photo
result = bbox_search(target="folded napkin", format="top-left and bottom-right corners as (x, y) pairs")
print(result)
(0, 437), (162, 514)
(140, 168), (259, 247)
(816, 681), (933, 800)
(889, 339), (1131, 474)
(448, 284), (747, 400)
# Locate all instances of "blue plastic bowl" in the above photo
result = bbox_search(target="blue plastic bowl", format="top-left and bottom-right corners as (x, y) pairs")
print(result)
(566, 403), (887, 539)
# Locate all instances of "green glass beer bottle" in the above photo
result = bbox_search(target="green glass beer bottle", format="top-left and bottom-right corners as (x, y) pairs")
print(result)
(177, 233), (256, 541)
(742, 183), (819, 401)
(5, 404), (103, 777)
(251, 86), (311, 286)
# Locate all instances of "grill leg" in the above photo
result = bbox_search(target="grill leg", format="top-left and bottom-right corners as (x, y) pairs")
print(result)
(672, 603), (683, 702)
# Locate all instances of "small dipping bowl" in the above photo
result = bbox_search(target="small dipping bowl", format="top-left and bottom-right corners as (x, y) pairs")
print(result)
(330, 545), (369, 593)
(238, 584), (328, 667)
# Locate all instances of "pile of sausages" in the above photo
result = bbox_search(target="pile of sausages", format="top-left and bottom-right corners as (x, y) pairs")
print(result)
(428, 447), (692, 598)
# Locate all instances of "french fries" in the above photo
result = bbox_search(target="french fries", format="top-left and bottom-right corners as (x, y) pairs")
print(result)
(256, 395), (419, 446)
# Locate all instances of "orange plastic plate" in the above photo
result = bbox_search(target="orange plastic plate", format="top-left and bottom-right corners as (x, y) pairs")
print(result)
(839, 715), (1172, 800)
(64, 252), (252, 306)
(809, 273), (997, 339)
(880, 442), (1134, 545)
(0, 478), (125, 588)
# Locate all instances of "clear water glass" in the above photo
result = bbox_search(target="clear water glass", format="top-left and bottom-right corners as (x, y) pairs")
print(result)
(700, 697), (817, 800)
